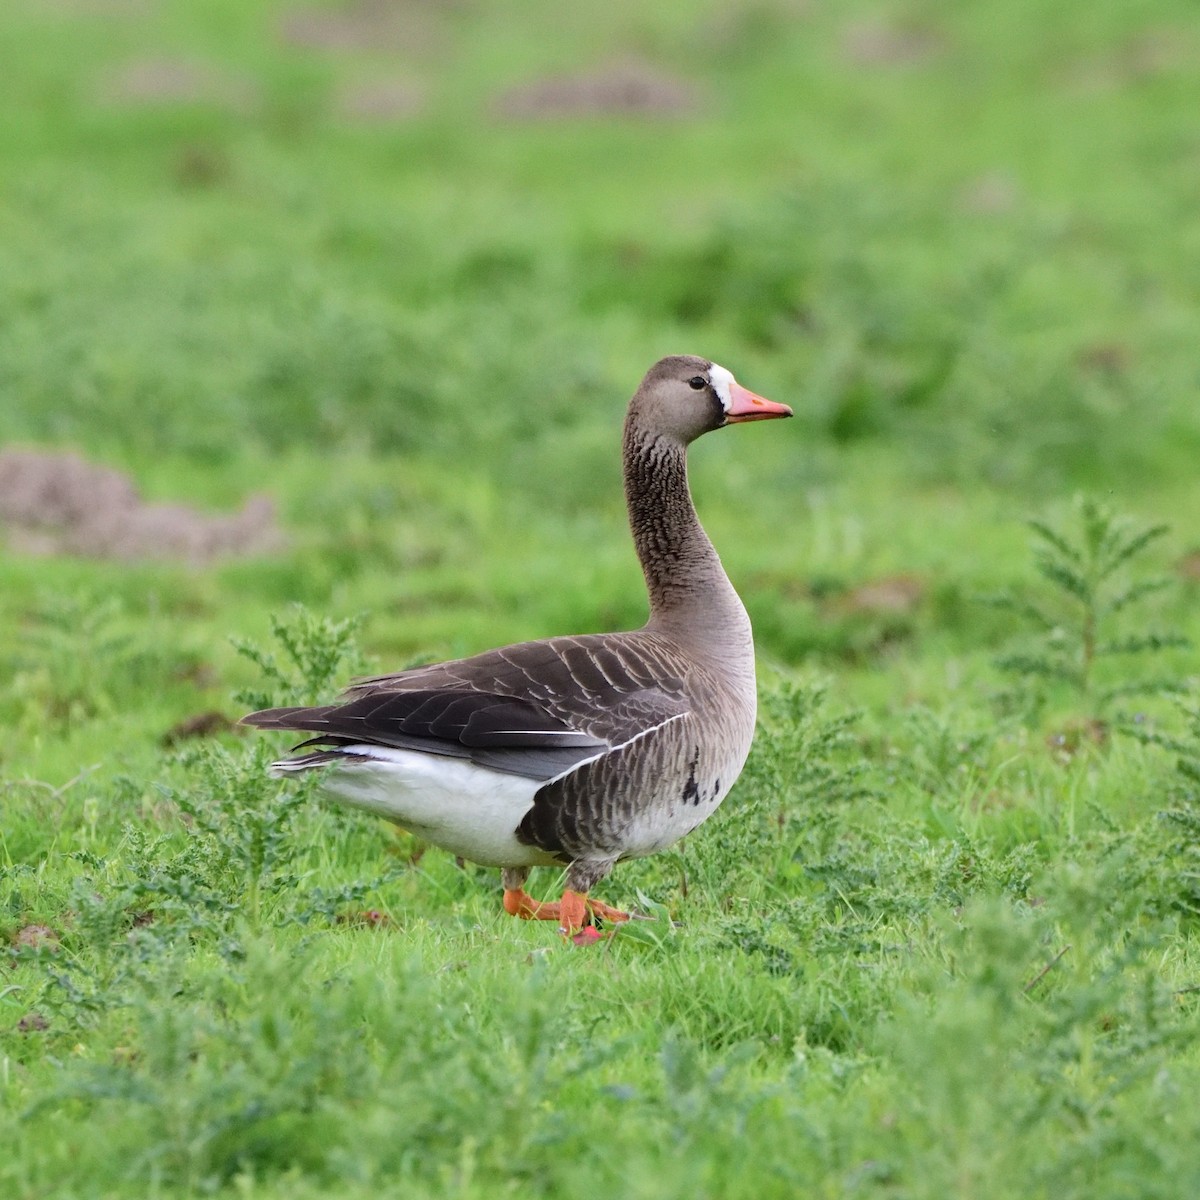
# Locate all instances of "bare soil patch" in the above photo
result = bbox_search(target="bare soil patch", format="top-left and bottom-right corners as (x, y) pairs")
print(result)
(842, 20), (943, 67)
(279, 0), (444, 54)
(12, 924), (59, 951)
(336, 79), (425, 122)
(101, 57), (258, 110)
(161, 710), (238, 746)
(494, 61), (698, 120)
(1075, 342), (1131, 378)
(1064, 30), (1196, 92)
(958, 171), (1020, 215)
(0, 449), (284, 565)
(1178, 551), (1200, 583)
(838, 574), (926, 617)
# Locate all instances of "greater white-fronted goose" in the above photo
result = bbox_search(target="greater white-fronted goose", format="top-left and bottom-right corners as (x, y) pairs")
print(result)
(242, 356), (792, 939)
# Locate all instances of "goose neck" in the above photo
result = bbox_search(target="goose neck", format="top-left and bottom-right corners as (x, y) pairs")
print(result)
(622, 424), (748, 639)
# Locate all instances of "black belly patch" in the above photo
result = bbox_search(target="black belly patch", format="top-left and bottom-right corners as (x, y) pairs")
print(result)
(682, 746), (701, 805)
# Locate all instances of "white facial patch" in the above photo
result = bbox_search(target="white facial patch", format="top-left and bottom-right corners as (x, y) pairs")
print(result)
(707, 363), (735, 412)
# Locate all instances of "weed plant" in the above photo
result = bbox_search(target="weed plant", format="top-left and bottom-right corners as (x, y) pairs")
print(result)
(231, 606), (369, 711)
(11, 611), (1200, 1198)
(989, 495), (1189, 730)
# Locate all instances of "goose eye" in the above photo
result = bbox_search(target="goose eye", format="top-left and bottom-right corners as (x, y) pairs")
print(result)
(688, 376), (707, 390)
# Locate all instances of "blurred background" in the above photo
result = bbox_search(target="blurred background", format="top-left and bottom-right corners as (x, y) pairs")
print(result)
(5, 10), (1200, 1191)
(1, 0), (1198, 776)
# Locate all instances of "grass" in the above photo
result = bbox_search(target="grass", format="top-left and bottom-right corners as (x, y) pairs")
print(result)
(2, 0), (1200, 1196)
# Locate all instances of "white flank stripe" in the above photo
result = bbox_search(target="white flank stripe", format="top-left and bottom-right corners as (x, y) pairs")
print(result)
(488, 729), (599, 742)
(541, 711), (691, 787)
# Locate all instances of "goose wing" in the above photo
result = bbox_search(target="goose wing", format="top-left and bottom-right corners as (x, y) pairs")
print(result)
(242, 632), (690, 782)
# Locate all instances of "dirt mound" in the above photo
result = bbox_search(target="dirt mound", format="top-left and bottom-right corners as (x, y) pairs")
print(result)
(101, 57), (258, 110)
(0, 449), (284, 565)
(842, 20), (943, 67)
(958, 171), (1020, 215)
(279, 0), (443, 54)
(494, 61), (697, 120)
(838, 574), (926, 617)
(336, 79), (425, 122)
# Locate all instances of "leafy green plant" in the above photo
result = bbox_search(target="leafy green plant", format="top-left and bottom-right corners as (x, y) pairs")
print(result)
(745, 676), (873, 840)
(3, 591), (186, 735)
(1122, 697), (1200, 919)
(161, 742), (311, 928)
(232, 605), (369, 712)
(1154, 701), (1200, 919)
(13, 610), (396, 1033)
(161, 609), (401, 929)
(669, 677), (870, 899)
(988, 495), (1188, 726)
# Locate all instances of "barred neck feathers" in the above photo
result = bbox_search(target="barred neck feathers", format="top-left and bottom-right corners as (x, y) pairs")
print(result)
(622, 412), (749, 647)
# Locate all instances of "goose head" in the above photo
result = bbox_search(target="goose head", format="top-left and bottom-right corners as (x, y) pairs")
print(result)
(628, 355), (792, 445)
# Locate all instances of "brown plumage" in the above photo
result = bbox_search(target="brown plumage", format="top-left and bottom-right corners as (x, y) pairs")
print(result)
(242, 355), (792, 938)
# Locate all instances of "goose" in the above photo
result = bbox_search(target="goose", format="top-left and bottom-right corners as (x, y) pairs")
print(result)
(242, 356), (792, 940)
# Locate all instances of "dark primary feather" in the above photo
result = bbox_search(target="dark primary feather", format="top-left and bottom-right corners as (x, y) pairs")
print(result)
(268, 689), (605, 748)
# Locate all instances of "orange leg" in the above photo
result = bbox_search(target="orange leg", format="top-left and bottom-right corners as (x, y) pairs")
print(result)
(502, 887), (632, 941)
(502, 888), (559, 920)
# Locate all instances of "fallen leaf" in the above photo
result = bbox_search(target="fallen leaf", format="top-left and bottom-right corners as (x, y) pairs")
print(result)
(13, 924), (59, 950)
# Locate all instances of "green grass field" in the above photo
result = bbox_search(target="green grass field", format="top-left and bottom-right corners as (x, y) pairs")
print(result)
(3, 1), (1200, 1196)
